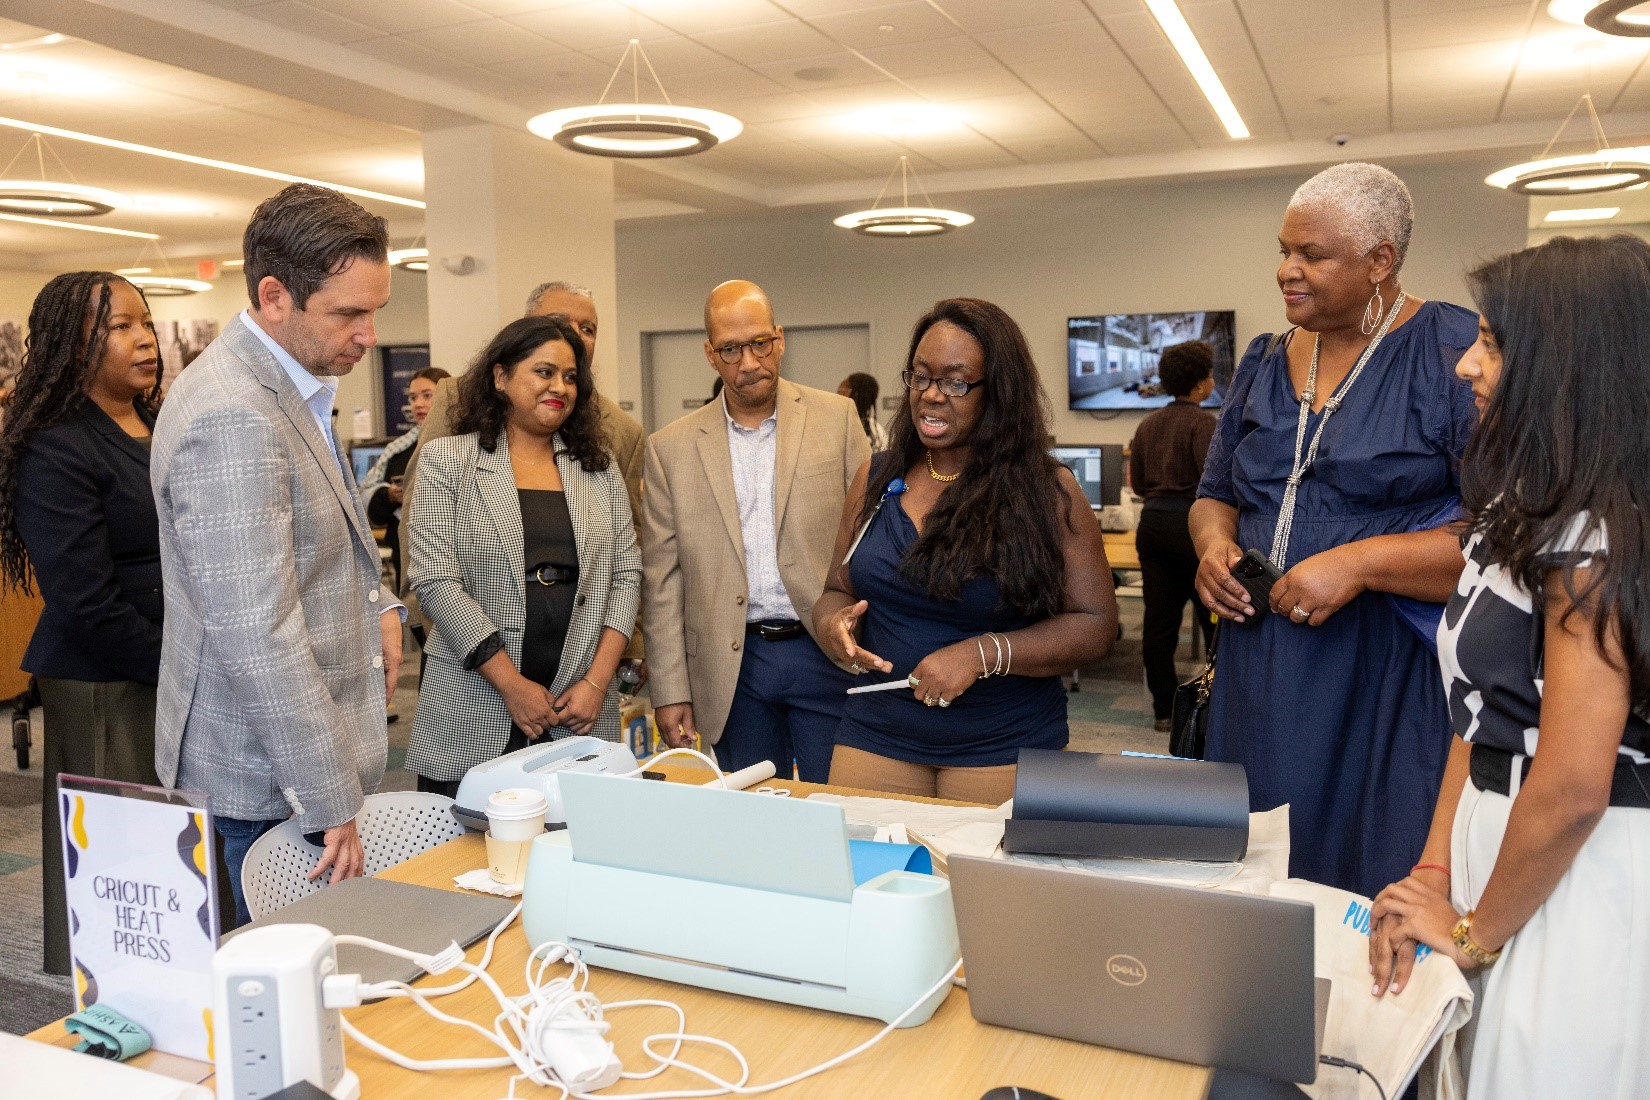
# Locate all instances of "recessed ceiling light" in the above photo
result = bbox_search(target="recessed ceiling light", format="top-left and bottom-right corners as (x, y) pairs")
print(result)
(0, 115), (424, 209)
(0, 34), (66, 52)
(1145, 0), (1250, 139)
(1544, 206), (1621, 221)
(841, 103), (963, 138)
(0, 211), (157, 238)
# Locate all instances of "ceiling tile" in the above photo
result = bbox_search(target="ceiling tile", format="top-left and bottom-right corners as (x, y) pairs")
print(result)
(857, 36), (1000, 79)
(302, 0), (490, 36)
(400, 18), (566, 65)
(901, 67), (1037, 101)
(584, 35), (746, 80)
(624, 0), (793, 37)
(749, 51), (887, 92)
(1391, 5), (1531, 50)
(344, 35), (473, 73)
(806, 3), (963, 50)
(239, 1), (383, 44)
(974, 19), (1112, 65)
(693, 21), (841, 65)
(929, 0), (1095, 34)
(504, 1), (672, 52)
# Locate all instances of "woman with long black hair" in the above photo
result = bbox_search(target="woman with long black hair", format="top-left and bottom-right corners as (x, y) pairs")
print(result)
(1369, 234), (1650, 1097)
(0, 272), (165, 975)
(814, 298), (1117, 805)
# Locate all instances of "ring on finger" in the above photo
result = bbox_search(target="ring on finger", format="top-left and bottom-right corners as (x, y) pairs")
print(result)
(938, 697), (951, 708)
(924, 694), (937, 707)
(849, 662), (863, 674)
(1290, 604), (1310, 622)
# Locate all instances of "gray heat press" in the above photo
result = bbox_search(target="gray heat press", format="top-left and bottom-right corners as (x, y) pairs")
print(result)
(1003, 749), (1250, 862)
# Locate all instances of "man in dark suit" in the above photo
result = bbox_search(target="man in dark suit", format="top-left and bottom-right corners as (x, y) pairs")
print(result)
(151, 184), (404, 924)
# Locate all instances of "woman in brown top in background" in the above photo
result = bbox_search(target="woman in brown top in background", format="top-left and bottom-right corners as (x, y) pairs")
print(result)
(1128, 340), (1218, 730)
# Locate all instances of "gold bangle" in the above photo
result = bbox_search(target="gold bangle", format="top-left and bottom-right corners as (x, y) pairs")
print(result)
(1449, 910), (1502, 966)
(582, 676), (605, 694)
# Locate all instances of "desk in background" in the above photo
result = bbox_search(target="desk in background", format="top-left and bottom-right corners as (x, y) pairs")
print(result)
(1103, 529), (1140, 572)
(28, 774), (1212, 1100)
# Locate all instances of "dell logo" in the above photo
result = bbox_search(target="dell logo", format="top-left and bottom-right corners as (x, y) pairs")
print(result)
(1106, 954), (1147, 986)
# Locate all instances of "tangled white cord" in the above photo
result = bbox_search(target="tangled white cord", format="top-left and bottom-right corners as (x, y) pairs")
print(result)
(328, 903), (961, 1100)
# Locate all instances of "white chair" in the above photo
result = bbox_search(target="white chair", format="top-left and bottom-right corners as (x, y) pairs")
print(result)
(240, 791), (466, 920)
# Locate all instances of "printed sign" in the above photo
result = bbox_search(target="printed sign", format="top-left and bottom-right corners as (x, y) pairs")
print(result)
(58, 775), (220, 1062)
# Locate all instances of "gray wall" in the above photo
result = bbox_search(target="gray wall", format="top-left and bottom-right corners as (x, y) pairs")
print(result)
(614, 155), (1528, 445)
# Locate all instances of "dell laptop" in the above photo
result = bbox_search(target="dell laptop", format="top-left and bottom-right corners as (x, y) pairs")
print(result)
(950, 855), (1327, 1085)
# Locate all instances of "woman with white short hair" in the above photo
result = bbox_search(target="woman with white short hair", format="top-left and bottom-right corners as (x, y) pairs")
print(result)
(1190, 162), (1478, 898)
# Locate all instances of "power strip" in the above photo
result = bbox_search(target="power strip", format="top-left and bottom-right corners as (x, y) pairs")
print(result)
(212, 923), (360, 1100)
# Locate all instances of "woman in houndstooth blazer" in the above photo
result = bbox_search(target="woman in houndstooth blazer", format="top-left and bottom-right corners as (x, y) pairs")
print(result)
(405, 316), (640, 795)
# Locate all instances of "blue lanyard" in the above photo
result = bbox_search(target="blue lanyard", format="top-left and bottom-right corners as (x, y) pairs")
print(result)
(841, 477), (906, 566)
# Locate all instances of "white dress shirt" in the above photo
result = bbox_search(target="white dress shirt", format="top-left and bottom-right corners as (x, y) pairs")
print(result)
(723, 397), (799, 623)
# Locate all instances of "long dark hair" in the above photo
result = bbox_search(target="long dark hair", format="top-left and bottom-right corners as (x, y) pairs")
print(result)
(451, 315), (609, 471)
(0, 272), (164, 593)
(842, 372), (879, 436)
(1463, 234), (1650, 711)
(862, 298), (1067, 618)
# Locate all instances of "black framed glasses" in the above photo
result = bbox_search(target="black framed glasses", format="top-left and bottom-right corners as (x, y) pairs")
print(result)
(712, 336), (779, 365)
(901, 369), (984, 398)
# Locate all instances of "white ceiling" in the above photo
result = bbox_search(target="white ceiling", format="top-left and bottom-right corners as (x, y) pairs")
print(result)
(3, 0), (1650, 267)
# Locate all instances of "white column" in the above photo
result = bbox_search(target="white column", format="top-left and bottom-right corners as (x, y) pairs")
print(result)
(421, 124), (618, 390)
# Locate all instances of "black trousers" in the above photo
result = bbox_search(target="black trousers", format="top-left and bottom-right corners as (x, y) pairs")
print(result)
(1135, 501), (1215, 720)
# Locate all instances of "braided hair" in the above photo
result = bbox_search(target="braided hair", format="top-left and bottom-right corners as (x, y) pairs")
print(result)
(0, 272), (164, 592)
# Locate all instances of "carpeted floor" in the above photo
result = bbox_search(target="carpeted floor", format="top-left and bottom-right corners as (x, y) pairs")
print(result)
(0, 593), (1203, 1037)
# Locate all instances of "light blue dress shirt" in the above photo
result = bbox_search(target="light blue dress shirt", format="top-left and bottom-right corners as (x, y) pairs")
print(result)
(723, 397), (798, 623)
(241, 309), (341, 460)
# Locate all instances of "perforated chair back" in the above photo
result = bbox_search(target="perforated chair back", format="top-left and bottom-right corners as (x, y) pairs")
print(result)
(240, 791), (465, 920)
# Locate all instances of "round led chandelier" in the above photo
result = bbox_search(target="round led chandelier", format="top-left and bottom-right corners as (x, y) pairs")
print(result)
(0, 134), (125, 216)
(388, 246), (428, 272)
(1581, 0), (1650, 35)
(833, 156), (974, 238)
(527, 39), (741, 159)
(1486, 93), (1650, 194)
(127, 275), (213, 296)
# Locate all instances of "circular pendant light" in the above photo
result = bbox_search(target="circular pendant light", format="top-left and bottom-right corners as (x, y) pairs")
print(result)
(0, 179), (124, 216)
(388, 246), (428, 272)
(527, 40), (741, 159)
(833, 207), (975, 236)
(127, 274), (213, 297)
(1486, 94), (1650, 195)
(834, 156), (975, 238)
(1584, 0), (1650, 35)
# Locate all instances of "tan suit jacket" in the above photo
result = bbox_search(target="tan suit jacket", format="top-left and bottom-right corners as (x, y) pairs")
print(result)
(642, 379), (870, 743)
(401, 377), (645, 655)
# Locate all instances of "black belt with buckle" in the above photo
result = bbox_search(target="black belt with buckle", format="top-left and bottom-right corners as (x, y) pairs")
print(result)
(1471, 741), (1650, 808)
(746, 619), (805, 641)
(530, 565), (579, 586)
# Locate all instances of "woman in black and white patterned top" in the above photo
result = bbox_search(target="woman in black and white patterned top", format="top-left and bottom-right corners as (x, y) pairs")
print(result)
(1368, 235), (1650, 1099)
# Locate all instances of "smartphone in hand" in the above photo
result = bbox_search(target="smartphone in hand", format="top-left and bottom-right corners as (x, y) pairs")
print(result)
(1231, 549), (1283, 621)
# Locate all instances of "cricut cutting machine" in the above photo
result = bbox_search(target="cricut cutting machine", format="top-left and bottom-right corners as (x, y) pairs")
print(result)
(521, 771), (959, 1026)
(450, 737), (638, 831)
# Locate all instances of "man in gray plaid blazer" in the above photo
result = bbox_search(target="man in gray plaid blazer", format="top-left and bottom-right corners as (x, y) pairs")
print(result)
(151, 185), (403, 924)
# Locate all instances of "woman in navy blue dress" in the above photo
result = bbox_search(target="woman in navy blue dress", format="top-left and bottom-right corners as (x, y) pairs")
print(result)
(1190, 163), (1477, 898)
(813, 298), (1117, 806)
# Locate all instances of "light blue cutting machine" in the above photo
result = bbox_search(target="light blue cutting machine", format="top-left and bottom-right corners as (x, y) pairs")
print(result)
(521, 771), (959, 1026)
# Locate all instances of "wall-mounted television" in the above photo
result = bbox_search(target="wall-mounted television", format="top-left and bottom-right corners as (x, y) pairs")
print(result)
(1067, 310), (1237, 411)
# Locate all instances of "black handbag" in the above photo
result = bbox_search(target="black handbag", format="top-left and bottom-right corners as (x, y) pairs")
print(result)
(1169, 621), (1220, 760)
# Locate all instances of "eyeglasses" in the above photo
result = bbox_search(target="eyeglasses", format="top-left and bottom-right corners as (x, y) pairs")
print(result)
(901, 369), (985, 398)
(712, 336), (779, 365)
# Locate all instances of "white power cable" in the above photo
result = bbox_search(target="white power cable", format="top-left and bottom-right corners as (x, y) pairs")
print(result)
(328, 904), (961, 1100)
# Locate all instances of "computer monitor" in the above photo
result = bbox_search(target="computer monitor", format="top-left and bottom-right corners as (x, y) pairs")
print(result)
(350, 444), (387, 485)
(1051, 443), (1124, 508)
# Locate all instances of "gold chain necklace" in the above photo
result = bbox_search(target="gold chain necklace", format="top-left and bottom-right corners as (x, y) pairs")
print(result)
(926, 450), (959, 483)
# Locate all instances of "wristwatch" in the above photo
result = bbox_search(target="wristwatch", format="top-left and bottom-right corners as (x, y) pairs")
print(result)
(1449, 910), (1502, 966)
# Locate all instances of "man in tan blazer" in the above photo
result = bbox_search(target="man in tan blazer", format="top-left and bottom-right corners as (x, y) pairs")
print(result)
(643, 280), (870, 781)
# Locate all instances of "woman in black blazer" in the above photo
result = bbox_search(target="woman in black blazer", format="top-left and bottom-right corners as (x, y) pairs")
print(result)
(0, 272), (165, 976)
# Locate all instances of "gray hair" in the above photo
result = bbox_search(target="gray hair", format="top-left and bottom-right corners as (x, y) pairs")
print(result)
(1287, 162), (1414, 273)
(523, 279), (593, 316)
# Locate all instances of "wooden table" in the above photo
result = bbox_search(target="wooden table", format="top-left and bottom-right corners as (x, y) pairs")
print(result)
(1103, 530), (1140, 572)
(29, 774), (1211, 1100)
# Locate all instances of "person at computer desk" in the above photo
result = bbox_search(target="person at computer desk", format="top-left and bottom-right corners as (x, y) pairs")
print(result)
(405, 315), (640, 797)
(1128, 340), (1218, 732)
(814, 298), (1117, 806)
(1190, 162), (1476, 899)
(358, 366), (449, 592)
(1368, 235), (1650, 1100)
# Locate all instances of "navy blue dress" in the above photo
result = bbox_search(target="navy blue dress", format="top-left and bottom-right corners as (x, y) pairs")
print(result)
(835, 491), (1067, 767)
(1197, 301), (1478, 898)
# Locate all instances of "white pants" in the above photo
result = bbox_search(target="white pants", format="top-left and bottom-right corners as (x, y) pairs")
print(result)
(1451, 775), (1650, 1100)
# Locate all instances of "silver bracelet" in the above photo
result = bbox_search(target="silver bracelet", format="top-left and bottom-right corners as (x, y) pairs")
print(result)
(988, 632), (1005, 676)
(1003, 633), (1013, 675)
(976, 636), (991, 677)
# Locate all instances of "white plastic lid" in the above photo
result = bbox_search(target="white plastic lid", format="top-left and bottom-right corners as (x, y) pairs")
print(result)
(485, 787), (549, 820)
